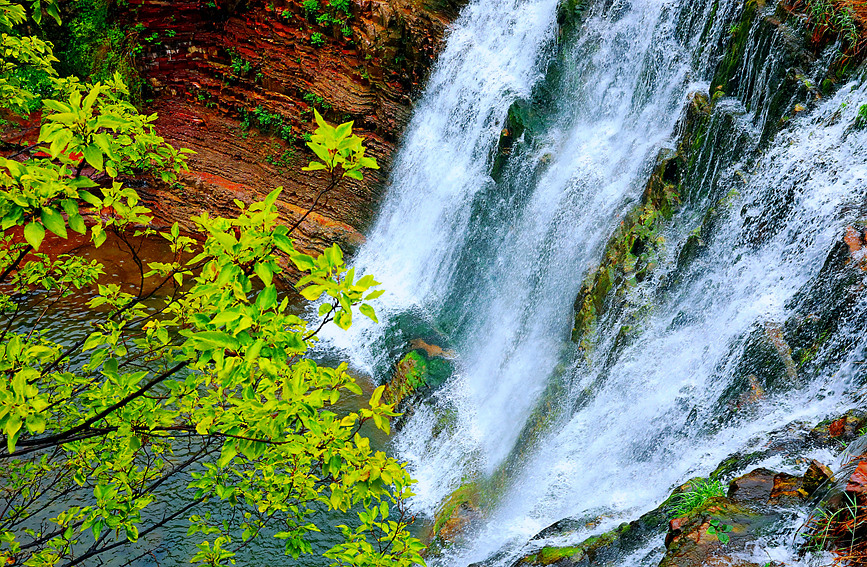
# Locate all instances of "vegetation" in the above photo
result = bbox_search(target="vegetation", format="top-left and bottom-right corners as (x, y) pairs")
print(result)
(669, 479), (727, 517)
(293, 0), (354, 45)
(803, 493), (867, 566)
(797, 0), (864, 52)
(707, 518), (733, 544)
(52, 0), (146, 105)
(239, 105), (295, 141)
(0, 2), (424, 566)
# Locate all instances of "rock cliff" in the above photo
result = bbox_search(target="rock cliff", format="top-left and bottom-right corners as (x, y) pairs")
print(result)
(120, 0), (463, 256)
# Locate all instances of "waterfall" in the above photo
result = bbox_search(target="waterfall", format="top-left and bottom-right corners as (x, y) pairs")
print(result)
(329, 0), (867, 564)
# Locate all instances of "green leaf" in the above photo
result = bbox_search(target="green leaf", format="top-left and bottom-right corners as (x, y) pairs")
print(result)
(308, 142), (333, 165)
(41, 207), (67, 238)
(188, 331), (240, 351)
(5, 416), (21, 453)
(92, 226), (106, 248)
(254, 262), (273, 286)
(24, 222), (45, 250)
(334, 309), (351, 330)
(48, 128), (73, 158)
(302, 161), (328, 171)
(313, 108), (330, 131)
(370, 385), (385, 406)
(43, 99), (72, 113)
(290, 253), (316, 271)
(217, 442), (238, 468)
(79, 190), (102, 206)
(335, 121), (353, 140)
(359, 304), (378, 323)
(25, 414), (46, 435)
(364, 289), (386, 301)
(323, 244), (343, 267)
(256, 285), (277, 310)
(68, 213), (86, 234)
(273, 234), (294, 254)
(210, 311), (241, 327)
(299, 285), (325, 301)
(82, 333), (105, 351)
(82, 144), (104, 171)
(45, 2), (61, 24)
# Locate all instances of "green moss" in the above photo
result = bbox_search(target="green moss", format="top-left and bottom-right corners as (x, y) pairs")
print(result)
(571, 191), (679, 347)
(522, 523), (633, 565)
(432, 482), (480, 537)
(572, 92), (712, 348)
(383, 350), (429, 407)
(711, 0), (759, 93)
(524, 546), (582, 565)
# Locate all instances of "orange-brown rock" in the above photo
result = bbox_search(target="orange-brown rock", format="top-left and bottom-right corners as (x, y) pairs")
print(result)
(846, 461), (867, 496)
(768, 472), (806, 505)
(121, 0), (464, 256)
(803, 459), (835, 495)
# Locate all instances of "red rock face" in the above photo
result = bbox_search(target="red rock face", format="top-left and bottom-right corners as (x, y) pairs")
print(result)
(123, 0), (463, 256)
(846, 461), (867, 496)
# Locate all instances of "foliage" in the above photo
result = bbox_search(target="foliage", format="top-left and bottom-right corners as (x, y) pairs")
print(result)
(707, 518), (733, 544)
(329, 0), (351, 16)
(300, 0), (354, 45)
(302, 109), (378, 181)
(51, 0), (145, 105)
(803, 492), (867, 566)
(228, 48), (253, 76)
(0, 2), (422, 566)
(800, 0), (862, 51)
(0, 0), (59, 114)
(855, 103), (867, 130)
(303, 91), (332, 112)
(239, 105), (294, 142)
(302, 0), (320, 16)
(669, 479), (727, 517)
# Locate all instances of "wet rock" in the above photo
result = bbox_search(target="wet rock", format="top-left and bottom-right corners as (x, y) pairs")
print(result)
(803, 459), (835, 495)
(383, 350), (428, 408)
(431, 482), (483, 545)
(727, 468), (776, 504)
(384, 345), (455, 429)
(809, 409), (867, 447)
(571, 89), (712, 349)
(768, 472), (806, 505)
(845, 461), (867, 497)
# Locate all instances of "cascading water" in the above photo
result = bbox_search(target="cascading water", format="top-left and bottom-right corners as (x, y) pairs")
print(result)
(328, 0), (867, 564)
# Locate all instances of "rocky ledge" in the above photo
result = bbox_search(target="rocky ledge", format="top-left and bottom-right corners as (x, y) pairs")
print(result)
(512, 410), (867, 567)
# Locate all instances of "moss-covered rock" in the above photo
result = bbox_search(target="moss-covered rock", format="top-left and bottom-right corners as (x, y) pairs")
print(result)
(571, 92), (712, 348)
(514, 411), (864, 567)
(431, 481), (483, 544)
(383, 346), (455, 409)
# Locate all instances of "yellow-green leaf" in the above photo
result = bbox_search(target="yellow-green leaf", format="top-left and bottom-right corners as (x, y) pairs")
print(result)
(24, 222), (45, 250)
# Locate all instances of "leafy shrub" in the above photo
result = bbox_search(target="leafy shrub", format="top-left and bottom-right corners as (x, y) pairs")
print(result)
(310, 32), (326, 46)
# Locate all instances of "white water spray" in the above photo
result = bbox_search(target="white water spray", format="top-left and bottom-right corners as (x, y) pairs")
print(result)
(331, 0), (867, 564)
